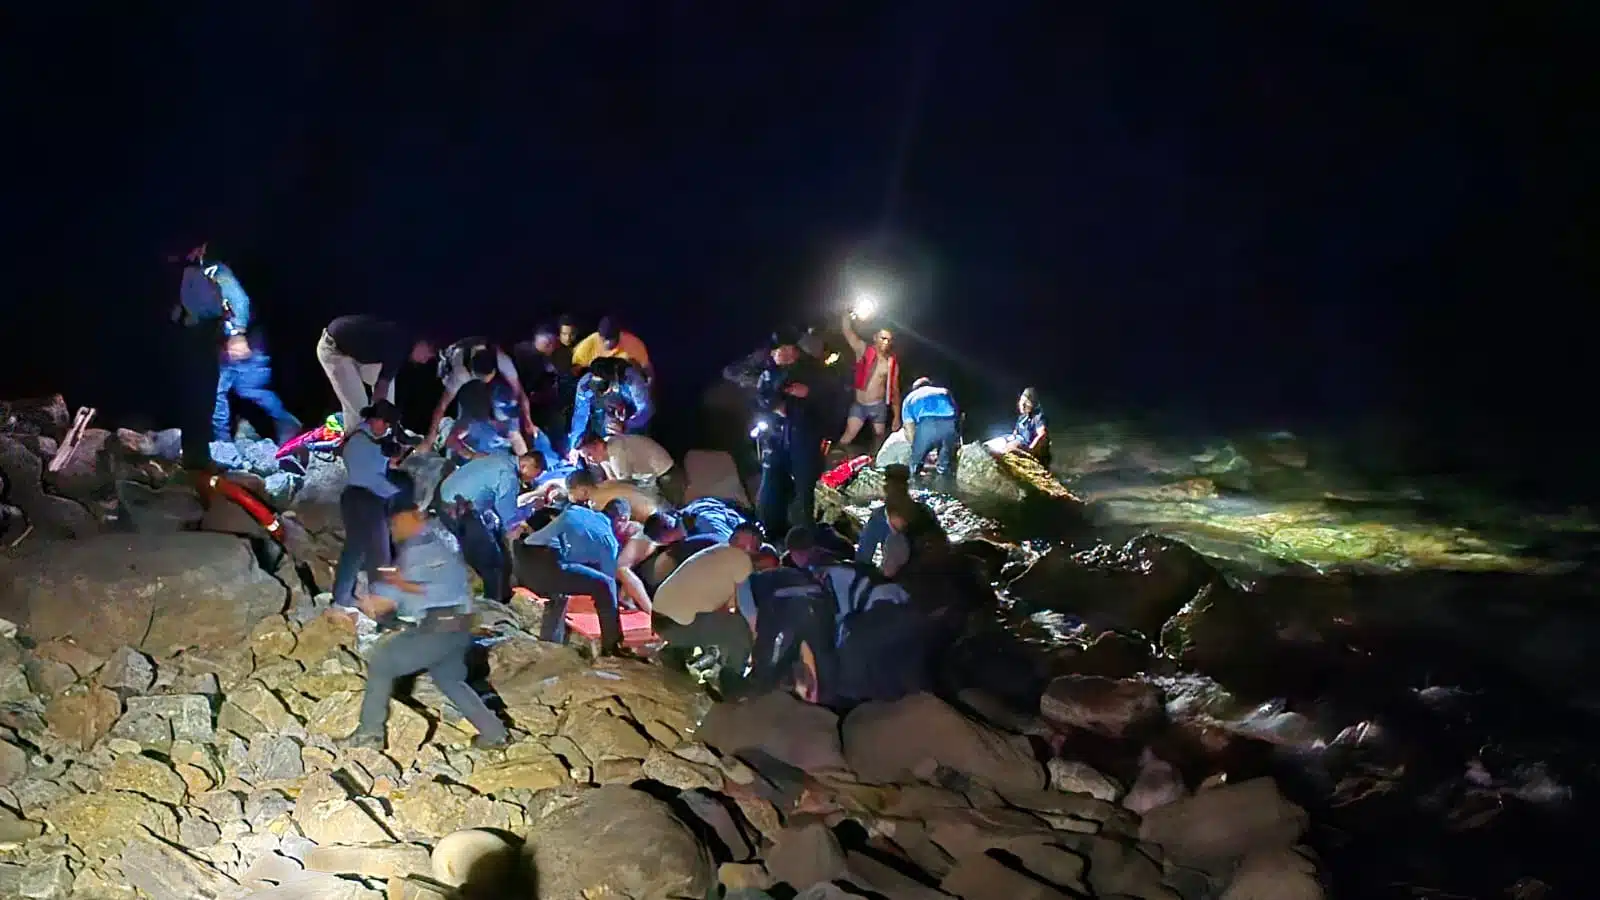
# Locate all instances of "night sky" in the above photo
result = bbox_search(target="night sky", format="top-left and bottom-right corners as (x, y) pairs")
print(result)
(4, 4), (1594, 492)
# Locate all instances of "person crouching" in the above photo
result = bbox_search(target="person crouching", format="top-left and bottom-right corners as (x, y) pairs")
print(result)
(344, 501), (509, 750)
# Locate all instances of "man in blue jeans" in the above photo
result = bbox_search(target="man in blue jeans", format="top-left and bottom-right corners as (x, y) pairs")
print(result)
(512, 470), (631, 656)
(900, 376), (961, 482)
(205, 254), (301, 444)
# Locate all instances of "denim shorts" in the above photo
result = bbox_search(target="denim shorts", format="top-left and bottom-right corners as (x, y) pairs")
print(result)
(848, 400), (891, 425)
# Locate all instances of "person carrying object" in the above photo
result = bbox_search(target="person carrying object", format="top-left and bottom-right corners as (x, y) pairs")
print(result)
(436, 451), (547, 602)
(900, 376), (961, 481)
(316, 314), (436, 435)
(343, 499), (509, 750)
(331, 400), (407, 610)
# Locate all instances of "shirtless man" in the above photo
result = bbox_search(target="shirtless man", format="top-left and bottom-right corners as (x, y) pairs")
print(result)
(838, 312), (902, 449)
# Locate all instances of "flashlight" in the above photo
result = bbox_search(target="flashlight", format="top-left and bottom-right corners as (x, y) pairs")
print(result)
(850, 291), (878, 320)
(749, 418), (771, 439)
(823, 352), (841, 366)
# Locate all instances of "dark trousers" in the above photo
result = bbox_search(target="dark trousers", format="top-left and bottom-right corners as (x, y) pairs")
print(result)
(512, 544), (623, 651)
(756, 429), (822, 538)
(333, 486), (391, 607)
(910, 415), (960, 478)
(178, 320), (223, 470)
(444, 507), (510, 602)
(746, 590), (838, 703)
(358, 627), (507, 743)
(658, 609), (753, 696)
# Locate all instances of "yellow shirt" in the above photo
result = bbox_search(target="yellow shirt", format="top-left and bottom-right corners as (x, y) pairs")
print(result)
(570, 330), (651, 372)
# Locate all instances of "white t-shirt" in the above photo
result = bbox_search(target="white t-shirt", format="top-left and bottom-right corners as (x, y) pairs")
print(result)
(605, 434), (675, 480)
(653, 544), (754, 625)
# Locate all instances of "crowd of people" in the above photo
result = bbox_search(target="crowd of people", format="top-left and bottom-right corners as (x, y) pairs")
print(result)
(166, 243), (1057, 748)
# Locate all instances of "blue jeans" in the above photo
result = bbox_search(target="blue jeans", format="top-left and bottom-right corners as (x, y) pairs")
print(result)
(332, 486), (391, 607)
(910, 415), (959, 477)
(215, 354), (298, 442)
(513, 544), (622, 650)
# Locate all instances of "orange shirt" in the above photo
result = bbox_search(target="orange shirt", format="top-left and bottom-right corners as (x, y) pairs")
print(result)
(570, 330), (651, 372)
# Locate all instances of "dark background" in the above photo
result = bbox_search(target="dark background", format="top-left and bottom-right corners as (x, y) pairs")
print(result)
(3, 4), (1594, 498)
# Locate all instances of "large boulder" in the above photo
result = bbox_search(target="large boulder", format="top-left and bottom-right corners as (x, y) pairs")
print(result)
(0, 532), (288, 656)
(0, 434), (99, 538)
(1007, 535), (1219, 637)
(521, 785), (715, 899)
(841, 692), (1046, 793)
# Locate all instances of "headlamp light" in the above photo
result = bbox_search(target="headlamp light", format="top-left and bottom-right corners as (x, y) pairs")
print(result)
(850, 291), (878, 320)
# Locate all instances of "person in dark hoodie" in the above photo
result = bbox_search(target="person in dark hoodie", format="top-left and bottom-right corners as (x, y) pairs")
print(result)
(746, 327), (827, 537)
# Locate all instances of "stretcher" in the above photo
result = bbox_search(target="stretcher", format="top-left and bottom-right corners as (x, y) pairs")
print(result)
(511, 586), (656, 648)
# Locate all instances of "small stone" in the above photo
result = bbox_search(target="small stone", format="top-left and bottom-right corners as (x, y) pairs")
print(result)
(430, 829), (517, 890)
(242, 735), (306, 784)
(124, 695), (215, 743)
(43, 685), (121, 751)
(100, 755), (188, 806)
(97, 647), (156, 695)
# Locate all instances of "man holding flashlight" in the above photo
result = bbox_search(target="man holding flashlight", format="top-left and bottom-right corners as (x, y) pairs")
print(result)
(752, 327), (827, 537)
(837, 300), (901, 452)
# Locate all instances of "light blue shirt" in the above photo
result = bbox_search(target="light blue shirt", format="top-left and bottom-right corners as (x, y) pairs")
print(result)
(438, 453), (522, 526)
(621, 366), (652, 431)
(901, 385), (958, 424)
(374, 520), (472, 621)
(205, 262), (251, 335)
(522, 505), (619, 579)
(342, 426), (399, 499)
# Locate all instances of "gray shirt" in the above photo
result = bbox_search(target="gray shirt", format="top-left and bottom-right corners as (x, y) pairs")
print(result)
(374, 520), (472, 622)
(342, 427), (399, 499)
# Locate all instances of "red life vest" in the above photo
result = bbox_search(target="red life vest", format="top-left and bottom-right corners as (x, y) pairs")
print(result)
(852, 344), (900, 408)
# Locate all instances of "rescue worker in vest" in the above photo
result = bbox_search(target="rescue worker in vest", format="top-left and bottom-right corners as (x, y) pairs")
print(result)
(901, 376), (961, 483)
(837, 312), (902, 451)
(332, 401), (404, 610)
(344, 498), (509, 750)
(436, 451), (547, 602)
(512, 470), (632, 657)
(169, 242), (229, 479)
(199, 252), (302, 446)
(748, 327), (827, 538)
(424, 338), (535, 451)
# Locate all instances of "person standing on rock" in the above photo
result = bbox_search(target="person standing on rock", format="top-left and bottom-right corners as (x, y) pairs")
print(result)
(437, 451), (547, 602)
(168, 242), (229, 477)
(900, 376), (961, 483)
(196, 251), (302, 446)
(512, 470), (631, 656)
(316, 314), (436, 433)
(750, 327), (827, 538)
(346, 498), (509, 750)
(331, 400), (404, 610)
(837, 312), (902, 452)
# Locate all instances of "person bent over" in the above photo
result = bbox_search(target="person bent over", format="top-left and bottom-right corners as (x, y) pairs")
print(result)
(512, 475), (630, 656)
(345, 501), (509, 750)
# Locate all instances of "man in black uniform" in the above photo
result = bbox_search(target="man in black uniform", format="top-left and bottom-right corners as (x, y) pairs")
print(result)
(748, 327), (826, 538)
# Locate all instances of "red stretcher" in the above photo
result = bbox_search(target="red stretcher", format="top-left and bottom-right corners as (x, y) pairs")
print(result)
(512, 587), (656, 648)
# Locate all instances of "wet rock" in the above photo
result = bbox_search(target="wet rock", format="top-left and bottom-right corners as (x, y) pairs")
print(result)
(1040, 674), (1166, 741)
(429, 829), (518, 890)
(522, 784), (714, 899)
(842, 693), (1046, 793)
(44, 685), (121, 751)
(1008, 536), (1217, 637)
(698, 691), (848, 773)
(120, 830), (238, 900)
(0, 533), (288, 657)
(1138, 777), (1309, 868)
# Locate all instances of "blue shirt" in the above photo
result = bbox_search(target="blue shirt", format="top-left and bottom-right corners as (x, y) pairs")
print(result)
(178, 264), (225, 324)
(620, 366), (652, 432)
(855, 504), (890, 566)
(680, 497), (749, 542)
(901, 385), (958, 424)
(438, 453), (521, 527)
(522, 505), (619, 579)
(205, 262), (251, 336)
(374, 519), (472, 621)
(342, 427), (399, 499)
(1013, 410), (1046, 447)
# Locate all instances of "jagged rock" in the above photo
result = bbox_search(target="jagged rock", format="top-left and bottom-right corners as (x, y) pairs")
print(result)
(125, 695), (215, 744)
(1040, 674), (1166, 741)
(43, 789), (180, 859)
(242, 734), (307, 784)
(698, 691), (848, 773)
(522, 785), (714, 900)
(179, 813), (223, 848)
(30, 638), (104, 679)
(0, 806), (44, 842)
(44, 685), (121, 751)
(1138, 777), (1309, 868)
(429, 829), (518, 890)
(842, 693), (1046, 793)
(108, 703), (175, 751)
(100, 754), (188, 806)
(1047, 758), (1123, 802)
(942, 850), (1077, 899)
(18, 855), (74, 900)
(44, 427), (115, 499)
(120, 830), (238, 900)
(0, 533), (287, 657)
(557, 702), (652, 762)
(640, 745), (721, 791)
(1007, 536), (1218, 638)
(304, 843), (431, 880)
(388, 781), (475, 840)
(114, 479), (204, 533)
(463, 752), (567, 795)
(0, 434), (99, 538)
(0, 395), (70, 437)
(97, 647), (156, 695)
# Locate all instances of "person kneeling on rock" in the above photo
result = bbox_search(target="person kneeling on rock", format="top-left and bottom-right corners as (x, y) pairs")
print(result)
(346, 500), (509, 751)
